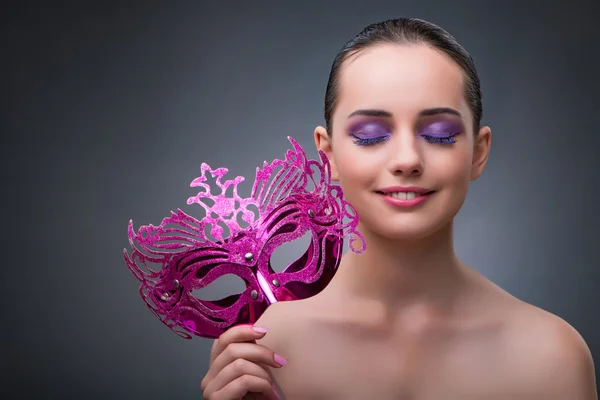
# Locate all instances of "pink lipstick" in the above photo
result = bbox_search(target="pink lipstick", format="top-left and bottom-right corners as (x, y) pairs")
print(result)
(376, 186), (435, 208)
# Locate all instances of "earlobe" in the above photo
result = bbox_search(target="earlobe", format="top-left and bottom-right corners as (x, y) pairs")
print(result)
(314, 126), (339, 181)
(470, 126), (492, 181)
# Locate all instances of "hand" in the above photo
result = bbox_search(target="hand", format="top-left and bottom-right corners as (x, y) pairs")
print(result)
(201, 324), (287, 400)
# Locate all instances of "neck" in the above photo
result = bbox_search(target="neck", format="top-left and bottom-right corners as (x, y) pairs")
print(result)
(334, 221), (469, 309)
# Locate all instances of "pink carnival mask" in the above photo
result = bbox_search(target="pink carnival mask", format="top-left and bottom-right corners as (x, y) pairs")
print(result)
(124, 137), (366, 339)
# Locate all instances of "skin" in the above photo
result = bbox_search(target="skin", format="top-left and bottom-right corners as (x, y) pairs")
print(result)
(201, 43), (597, 399)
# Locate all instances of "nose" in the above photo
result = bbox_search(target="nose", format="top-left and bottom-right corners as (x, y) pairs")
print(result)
(387, 132), (423, 176)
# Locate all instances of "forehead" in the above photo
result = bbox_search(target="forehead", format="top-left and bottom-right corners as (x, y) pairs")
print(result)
(336, 43), (468, 118)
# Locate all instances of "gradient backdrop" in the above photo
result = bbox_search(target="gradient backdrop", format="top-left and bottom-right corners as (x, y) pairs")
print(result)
(3, 1), (599, 398)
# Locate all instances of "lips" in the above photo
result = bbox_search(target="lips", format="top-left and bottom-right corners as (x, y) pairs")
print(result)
(375, 187), (436, 209)
(379, 191), (431, 200)
(376, 187), (435, 199)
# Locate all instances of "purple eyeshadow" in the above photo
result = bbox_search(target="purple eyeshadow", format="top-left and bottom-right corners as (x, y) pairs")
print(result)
(348, 120), (390, 138)
(347, 117), (464, 147)
(347, 120), (391, 146)
(419, 120), (463, 138)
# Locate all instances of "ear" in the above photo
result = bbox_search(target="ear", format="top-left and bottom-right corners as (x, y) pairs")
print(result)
(314, 125), (339, 181)
(470, 125), (491, 181)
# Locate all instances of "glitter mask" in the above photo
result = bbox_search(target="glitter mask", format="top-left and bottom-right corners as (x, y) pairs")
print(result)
(124, 137), (366, 339)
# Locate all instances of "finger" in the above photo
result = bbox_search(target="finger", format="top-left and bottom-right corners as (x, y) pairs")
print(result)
(212, 342), (286, 374)
(211, 325), (269, 363)
(204, 358), (271, 396)
(203, 342), (286, 389)
(216, 375), (278, 400)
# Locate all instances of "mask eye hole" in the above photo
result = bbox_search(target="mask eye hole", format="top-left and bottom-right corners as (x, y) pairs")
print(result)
(191, 273), (247, 302)
(269, 230), (313, 273)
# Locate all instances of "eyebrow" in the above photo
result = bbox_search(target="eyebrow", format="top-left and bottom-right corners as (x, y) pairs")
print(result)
(419, 107), (462, 117)
(347, 107), (462, 119)
(347, 109), (393, 118)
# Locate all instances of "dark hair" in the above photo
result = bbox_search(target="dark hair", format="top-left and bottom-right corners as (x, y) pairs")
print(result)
(324, 18), (482, 135)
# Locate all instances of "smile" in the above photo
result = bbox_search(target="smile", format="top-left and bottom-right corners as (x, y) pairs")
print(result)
(381, 191), (427, 200)
(375, 187), (435, 208)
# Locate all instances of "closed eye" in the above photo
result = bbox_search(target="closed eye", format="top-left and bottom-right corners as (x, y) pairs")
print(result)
(351, 135), (389, 146)
(421, 135), (457, 145)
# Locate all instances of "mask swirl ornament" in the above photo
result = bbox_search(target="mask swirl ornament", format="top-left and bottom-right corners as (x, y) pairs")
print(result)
(124, 137), (366, 339)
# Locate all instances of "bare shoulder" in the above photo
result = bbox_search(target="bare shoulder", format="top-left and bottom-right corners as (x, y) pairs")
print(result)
(501, 299), (597, 398)
(253, 298), (313, 353)
(253, 301), (293, 350)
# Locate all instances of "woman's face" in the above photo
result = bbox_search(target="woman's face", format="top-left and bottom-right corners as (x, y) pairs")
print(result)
(316, 44), (491, 241)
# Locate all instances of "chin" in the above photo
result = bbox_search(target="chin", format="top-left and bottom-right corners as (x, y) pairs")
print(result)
(348, 189), (466, 242)
(357, 203), (462, 243)
(371, 217), (453, 242)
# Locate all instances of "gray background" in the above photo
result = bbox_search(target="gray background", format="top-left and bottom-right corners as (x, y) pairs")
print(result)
(2, 1), (599, 398)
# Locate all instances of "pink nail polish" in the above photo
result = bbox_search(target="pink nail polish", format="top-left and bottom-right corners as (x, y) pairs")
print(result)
(274, 353), (288, 366)
(252, 326), (268, 334)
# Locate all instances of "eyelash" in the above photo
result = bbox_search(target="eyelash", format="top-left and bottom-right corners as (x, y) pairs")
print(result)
(421, 135), (457, 145)
(351, 136), (389, 146)
(351, 134), (458, 146)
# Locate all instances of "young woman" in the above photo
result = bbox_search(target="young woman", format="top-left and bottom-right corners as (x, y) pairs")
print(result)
(200, 18), (597, 400)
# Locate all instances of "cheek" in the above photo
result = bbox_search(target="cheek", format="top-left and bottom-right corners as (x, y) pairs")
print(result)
(430, 144), (473, 188)
(334, 143), (379, 183)
(332, 145), (381, 206)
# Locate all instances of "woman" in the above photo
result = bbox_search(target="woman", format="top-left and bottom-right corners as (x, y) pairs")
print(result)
(200, 18), (597, 399)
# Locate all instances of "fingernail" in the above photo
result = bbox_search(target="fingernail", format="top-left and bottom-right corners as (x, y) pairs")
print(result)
(252, 326), (268, 334)
(274, 353), (288, 366)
